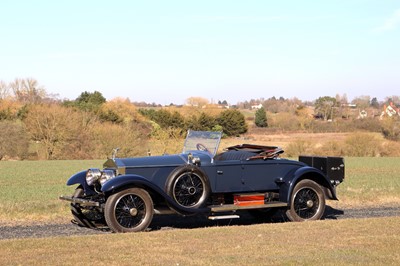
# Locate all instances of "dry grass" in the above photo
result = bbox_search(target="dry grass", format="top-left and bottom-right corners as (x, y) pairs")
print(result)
(0, 217), (399, 265)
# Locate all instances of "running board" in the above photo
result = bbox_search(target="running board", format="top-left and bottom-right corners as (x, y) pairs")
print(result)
(210, 202), (287, 213)
(208, 215), (240, 220)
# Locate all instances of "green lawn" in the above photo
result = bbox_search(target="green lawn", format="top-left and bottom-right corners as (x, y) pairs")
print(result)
(0, 157), (399, 224)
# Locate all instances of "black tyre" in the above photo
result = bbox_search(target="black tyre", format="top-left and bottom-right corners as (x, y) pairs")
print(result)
(165, 165), (210, 209)
(286, 179), (326, 222)
(70, 186), (104, 228)
(104, 188), (154, 233)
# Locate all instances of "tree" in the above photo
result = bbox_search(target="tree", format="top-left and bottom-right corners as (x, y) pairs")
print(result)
(9, 78), (47, 104)
(314, 96), (336, 120)
(0, 121), (29, 160)
(99, 98), (141, 124)
(255, 107), (268, 127)
(186, 112), (216, 131)
(0, 80), (10, 100)
(216, 109), (247, 136)
(185, 97), (209, 107)
(139, 109), (184, 130)
(352, 95), (371, 109)
(69, 91), (106, 112)
(24, 104), (92, 159)
(370, 97), (380, 109)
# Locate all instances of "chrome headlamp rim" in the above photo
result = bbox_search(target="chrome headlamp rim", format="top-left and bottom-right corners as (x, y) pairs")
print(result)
(86, 168), (102, 186)
(100, 169), (116, 186)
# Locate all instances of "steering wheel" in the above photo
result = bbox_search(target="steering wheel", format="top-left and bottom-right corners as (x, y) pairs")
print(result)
(196, 143), (209, 152)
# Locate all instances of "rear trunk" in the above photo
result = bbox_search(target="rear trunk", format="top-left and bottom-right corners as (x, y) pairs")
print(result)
(299, 156), (345, 185)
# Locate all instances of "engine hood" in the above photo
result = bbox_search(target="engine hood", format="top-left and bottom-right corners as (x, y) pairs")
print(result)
(103, 154), (187, 175)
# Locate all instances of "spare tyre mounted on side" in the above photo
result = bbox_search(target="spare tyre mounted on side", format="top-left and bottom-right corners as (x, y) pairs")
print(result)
(165, 165), (211, 209)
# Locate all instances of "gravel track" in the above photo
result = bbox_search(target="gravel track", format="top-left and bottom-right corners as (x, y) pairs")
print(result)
(1, 206), (399, 240)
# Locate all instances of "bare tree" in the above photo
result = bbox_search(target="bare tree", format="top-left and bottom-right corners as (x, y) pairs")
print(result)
(0, 80), (10, 100)
(24, 104), (89, 159)
(10, 78), (47, 104)
(351, 95), (371, 109)
(185, 97), (209, 107)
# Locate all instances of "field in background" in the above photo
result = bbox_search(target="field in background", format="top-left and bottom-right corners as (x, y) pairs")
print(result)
(0, 156), (399, 225)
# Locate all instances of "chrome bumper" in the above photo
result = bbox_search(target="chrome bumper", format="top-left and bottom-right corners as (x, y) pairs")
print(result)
(59, 195), (100, 207)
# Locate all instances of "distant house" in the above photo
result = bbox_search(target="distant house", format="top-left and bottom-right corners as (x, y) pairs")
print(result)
(251, 104), (263, 110)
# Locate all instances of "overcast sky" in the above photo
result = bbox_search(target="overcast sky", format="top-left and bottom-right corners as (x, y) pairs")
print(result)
(1, 0), (399, 105)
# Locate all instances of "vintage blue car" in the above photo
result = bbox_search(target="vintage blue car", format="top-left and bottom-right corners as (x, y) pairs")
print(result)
(60, 130), (345, 233)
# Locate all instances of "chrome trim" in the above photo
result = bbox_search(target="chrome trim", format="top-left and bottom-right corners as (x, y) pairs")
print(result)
(210, 202), (288, 212)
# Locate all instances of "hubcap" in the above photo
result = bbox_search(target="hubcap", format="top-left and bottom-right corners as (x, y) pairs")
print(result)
(188, 187), (196, 195)
(173, 172), (204, 207)
(129, 208), (138, 216)
(293, 187), (319, 219)
(115, 194), (146, 228)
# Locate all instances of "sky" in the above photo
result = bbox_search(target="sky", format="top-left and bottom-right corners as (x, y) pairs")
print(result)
(1, 0), (399, 105)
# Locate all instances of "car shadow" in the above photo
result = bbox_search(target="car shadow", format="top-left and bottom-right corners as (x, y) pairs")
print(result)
(147, 205), (345, 232)
(324, 205), (345, 220)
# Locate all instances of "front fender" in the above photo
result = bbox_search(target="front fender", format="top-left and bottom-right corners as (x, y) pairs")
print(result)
(66, 170), (96, 195)
(280, 166), (338, 204)
(66, 170), (86, 186)
(101, 174), (208, 215)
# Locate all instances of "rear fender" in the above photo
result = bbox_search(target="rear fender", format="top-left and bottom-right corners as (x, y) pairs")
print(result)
(101, 174), (208, 215)
(279, 166), (338, 204)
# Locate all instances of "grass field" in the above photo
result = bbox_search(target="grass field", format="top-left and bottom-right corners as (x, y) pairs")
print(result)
(0, 157), (400, 264)
(1, 157), (399, 224)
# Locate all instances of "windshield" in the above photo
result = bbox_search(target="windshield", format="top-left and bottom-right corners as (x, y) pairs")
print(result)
(183, 130), (222, 157)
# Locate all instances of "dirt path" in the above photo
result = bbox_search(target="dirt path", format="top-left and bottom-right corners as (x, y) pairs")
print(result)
(1, 206), (400, 240)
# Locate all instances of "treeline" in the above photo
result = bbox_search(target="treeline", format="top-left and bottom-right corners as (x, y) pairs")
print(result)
(138, 108), (247, 137)
(1, 78), (400, 160)
(0, 79), (249, 160)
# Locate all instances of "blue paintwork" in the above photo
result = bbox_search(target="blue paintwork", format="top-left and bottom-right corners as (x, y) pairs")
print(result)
(66, 170), (97, 195)
(101, 174), (208, 214)
(279, 166), (337, 204)
(101, 151), (337, 201)
(67, 145), (339, 209)
(66, 170), (86, 186)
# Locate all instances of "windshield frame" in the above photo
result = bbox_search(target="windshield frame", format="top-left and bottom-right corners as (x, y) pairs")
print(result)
(183, 130), (222, 157)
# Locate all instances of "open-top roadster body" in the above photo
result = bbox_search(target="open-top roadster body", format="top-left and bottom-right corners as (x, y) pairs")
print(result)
(60, 130), (345, 233)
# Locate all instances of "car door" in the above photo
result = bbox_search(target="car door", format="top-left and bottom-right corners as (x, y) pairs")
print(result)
(213, 160), (244, 193)
(241, 159), (300, 191)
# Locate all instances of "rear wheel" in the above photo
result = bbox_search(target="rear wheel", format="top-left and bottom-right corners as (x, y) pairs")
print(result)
(286, 179), (325, 222)
(70, 186), (104, 228)
(104, 188), (154, 233)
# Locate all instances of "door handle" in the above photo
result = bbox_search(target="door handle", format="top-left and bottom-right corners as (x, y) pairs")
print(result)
(217, 170), (223, 175)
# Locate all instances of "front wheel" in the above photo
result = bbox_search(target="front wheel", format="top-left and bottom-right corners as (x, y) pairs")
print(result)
(104, 188), (154, 233)
(70, 186), (105, 228)
(286, 179), (326, 222)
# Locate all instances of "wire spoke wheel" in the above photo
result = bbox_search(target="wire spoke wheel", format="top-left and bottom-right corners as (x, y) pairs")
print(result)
(166, 165), (210, 210)
(115, 194), (146, 228)
(105, 188), (153, 233)
(70, 186), (104, 228)
(293, 188), (320, 219)
(173, 172), (204, 207)
(286, 179), (325, 222)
